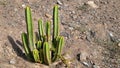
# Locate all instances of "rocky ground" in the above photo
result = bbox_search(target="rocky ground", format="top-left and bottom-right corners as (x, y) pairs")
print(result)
(0, 0), (120, 68)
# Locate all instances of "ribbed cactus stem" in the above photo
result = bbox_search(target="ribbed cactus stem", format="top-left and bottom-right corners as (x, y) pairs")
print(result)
(43, 42), (51, 65)
(36, 41), (42, 50)
(46, 21), (52, 63)
(32, 49), (40, 62)
(46, 21), (51, 42)
(38, 19), (44, 41)
(52, 36), (64, 61)
(25, 6), (34, 51)
(53, 5), (59, 39)
(39, 49), (44, 63)
(21, 33), (31, 57)
(57, 36), (64, 55)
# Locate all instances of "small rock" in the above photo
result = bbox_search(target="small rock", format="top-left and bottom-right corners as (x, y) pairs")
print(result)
(69, 27), (74, 30)
(69, 11), (75, 14)
(82, 60), (94, 67)
(118, 43), (120, 47)
(108, 32), (116, 42)
(57, 0), (62, 5)
(22, 4), (26, 8)
(109, 32), (114, 37)
(77, 52), (89, 62)
(87, 1), (99, 8)
(45, 14), (52, 19)
(72, 11), (75, 14)
(9, 58), (16, 64)
(80, 52), (88, 61)
(82, 62), (89, 67)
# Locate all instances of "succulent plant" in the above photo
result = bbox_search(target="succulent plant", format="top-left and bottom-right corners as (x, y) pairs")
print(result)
(21, 5), (65, 65)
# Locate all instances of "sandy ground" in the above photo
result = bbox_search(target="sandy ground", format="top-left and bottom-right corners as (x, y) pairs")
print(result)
(0, 0), (120, 68)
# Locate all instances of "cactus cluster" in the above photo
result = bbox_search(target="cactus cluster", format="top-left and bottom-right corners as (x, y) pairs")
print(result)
(21, 5), (64, 65)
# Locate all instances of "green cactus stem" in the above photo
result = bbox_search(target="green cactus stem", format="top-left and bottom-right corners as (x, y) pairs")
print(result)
(25, 6), (34, 51)
(36, 41), (42, 50)
(38, 19), (44, 41)
(52, 36), (64, 62)
(46, 21), (51, 42)
(32, 49), (40, 62)
(43, 42), (51, 65)
(53, 5), (59, 39)
(21, 33), (32, 58)
(39, 49), (44, 63)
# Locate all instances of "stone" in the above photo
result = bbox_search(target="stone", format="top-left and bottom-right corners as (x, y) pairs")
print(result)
(57, 0), (62, 5)
(22, 4), (26, 8)
(45, 14), (52, 19)
(82, 62), (89, 67)
(109, 32), (116, 42)
(9, 58), (16, 64)
(118, 43), (120, 47)
(87, 1), (99, 8)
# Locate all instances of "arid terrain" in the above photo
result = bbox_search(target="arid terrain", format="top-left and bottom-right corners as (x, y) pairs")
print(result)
(0, 0), (120, 68)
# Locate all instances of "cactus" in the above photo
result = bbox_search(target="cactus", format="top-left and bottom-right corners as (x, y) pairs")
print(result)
(21, 5), (65, 65)
(53, 5), (59, 39)
(52, 36), (64, 62)
(32, 49), (40, 62)
(38, 19), (44, 41)
(21, 33), (32, 59)
(25, 7), (34, 51)
(43, 42), (51, 65)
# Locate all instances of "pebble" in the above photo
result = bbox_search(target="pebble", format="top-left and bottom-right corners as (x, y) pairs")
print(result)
(22, 4), (26, 8)
(9, 58), (16, 64)
(57, 0), (62, 5)
(109, 32), (114, 37)
(45, 14), (52, 19)
(72, 11), (75, 14)
(108, 32), (116, 42)
(118, 43), (120, 47)
(77, 52), (89, 62)
(77, 52), (94, 67)
(69, 27), (74, 30)
(87, 1), (99, 8)
(82, 62), (89, 67)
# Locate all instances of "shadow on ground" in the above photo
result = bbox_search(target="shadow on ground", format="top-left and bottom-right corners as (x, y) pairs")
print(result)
(7, 36), (28, 61)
